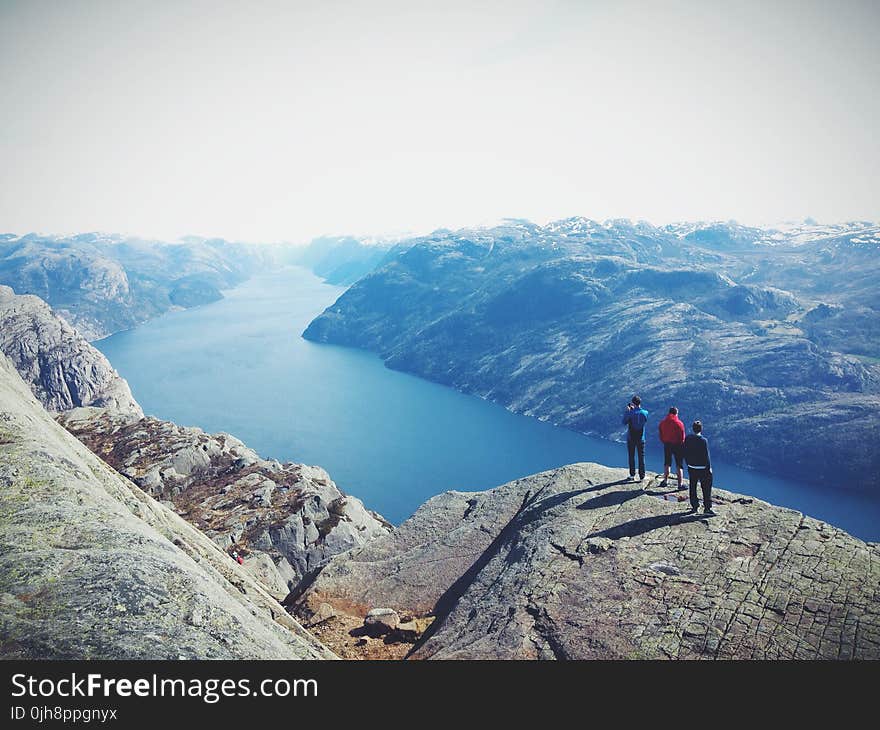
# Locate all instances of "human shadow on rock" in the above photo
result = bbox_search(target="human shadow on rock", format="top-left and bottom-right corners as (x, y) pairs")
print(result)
(576, 487), (648, 511)
(585, 511), (706, 541)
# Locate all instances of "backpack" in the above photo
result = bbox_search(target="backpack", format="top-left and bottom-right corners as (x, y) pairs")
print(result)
(628, 409), (647, 439)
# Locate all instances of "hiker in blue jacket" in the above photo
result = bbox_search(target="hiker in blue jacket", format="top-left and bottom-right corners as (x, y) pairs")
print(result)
(683, 420), (714, 515)
(622, 395), (649, 482)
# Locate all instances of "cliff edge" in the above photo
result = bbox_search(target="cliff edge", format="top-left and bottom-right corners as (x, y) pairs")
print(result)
(293, 462), (880, 659)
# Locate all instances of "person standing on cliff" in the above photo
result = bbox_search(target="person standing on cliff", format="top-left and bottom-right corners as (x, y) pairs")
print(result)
(658, 406), (686, 489)
(622, 395), (649, 482)
(683, 420), (714, 515)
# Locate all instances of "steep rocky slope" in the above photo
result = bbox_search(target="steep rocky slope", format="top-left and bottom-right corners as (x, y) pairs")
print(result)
(0, 287), (389, 603)
(292, 463), (880, 660)
(0, 352), (334, 659)
(304, 219), (880, 489)
(0, 285), (142, 417)
(58, 407), (391, 597)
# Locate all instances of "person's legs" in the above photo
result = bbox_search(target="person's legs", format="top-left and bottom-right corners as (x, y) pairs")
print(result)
(627, 438), (636, 477)
(662, 443), (672, 483)
(702, 471), (713, 512)
(688, 471), (699, 510)
(673, 446), (684, 489)
(637, 440), (646, 479)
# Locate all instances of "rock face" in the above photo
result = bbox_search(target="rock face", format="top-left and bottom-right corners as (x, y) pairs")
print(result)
(0, 285), (142, 417)
(293, 463), (880, 659)
(241, 553), (292, 600)
(0, 352), (334, 659)
(57, 407), (392, 591)
(303, 219), (880, 490)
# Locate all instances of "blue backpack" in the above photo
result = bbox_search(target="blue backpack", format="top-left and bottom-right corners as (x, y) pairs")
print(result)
(628, 409), (647, 439)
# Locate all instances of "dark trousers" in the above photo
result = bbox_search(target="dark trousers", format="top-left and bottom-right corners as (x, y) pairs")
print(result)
(688, 469), (712, 510)
(627, 438), (645, 478)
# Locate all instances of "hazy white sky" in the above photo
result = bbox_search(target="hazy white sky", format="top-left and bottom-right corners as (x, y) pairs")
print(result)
(0, 0), (877, 242)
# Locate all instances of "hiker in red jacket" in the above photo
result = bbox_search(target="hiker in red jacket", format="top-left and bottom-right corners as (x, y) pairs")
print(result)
(658, 406), (686, 489)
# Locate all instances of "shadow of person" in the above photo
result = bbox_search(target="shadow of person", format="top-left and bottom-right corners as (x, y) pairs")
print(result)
(586, 510), (705, 541)
(576, 487), (646, 511)
(519, 478), (635, 521)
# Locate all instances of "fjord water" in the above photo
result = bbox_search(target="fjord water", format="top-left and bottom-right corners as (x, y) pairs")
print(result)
(96, 267), (880, 539)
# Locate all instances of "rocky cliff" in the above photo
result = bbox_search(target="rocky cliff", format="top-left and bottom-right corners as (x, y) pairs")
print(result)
(0, 287), (390, 606)
(303, 219), (880, 490)
(292, 462), (880, 659)
(0, 352), (334, 659)
(0, 285), (142, 417)
(58, 407), (392, 597)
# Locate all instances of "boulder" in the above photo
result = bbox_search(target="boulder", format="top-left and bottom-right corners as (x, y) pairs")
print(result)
(306, 603), (337, 627)
(364, 608), (400, 635)
(241, 552), (291, 600)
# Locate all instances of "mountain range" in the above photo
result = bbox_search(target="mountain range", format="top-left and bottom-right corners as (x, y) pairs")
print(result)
(0, 231), (402, 340)
(303, 218), (880, 490)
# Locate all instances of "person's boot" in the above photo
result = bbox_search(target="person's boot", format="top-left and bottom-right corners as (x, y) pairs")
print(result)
(703, 507), (716, 516)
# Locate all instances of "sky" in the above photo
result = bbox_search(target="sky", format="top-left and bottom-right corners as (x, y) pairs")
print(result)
(0, 0), (878, 242)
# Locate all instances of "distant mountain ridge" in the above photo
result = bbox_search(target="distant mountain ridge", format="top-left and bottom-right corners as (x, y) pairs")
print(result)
(304, 217), (880, 491)
(282, 234), (409, 286)
(0, 231), (408, 338)
(0, 232), (271, 339)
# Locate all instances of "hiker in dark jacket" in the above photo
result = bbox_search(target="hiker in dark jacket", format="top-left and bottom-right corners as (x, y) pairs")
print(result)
(683, 420), (714, 515)
(622, 395), (649, 482)
(658, 406), (686, 489)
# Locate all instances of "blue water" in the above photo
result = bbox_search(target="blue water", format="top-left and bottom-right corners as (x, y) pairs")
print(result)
(95, 267), (880, 539)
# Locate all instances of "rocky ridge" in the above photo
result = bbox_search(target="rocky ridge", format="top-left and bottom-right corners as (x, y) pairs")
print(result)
(0, 285), (142, 417)
(58, 407), (392, 598)
(292, 462), (880, 660)
(0, 352), (334, 659)
(0, 287), (390, 606)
